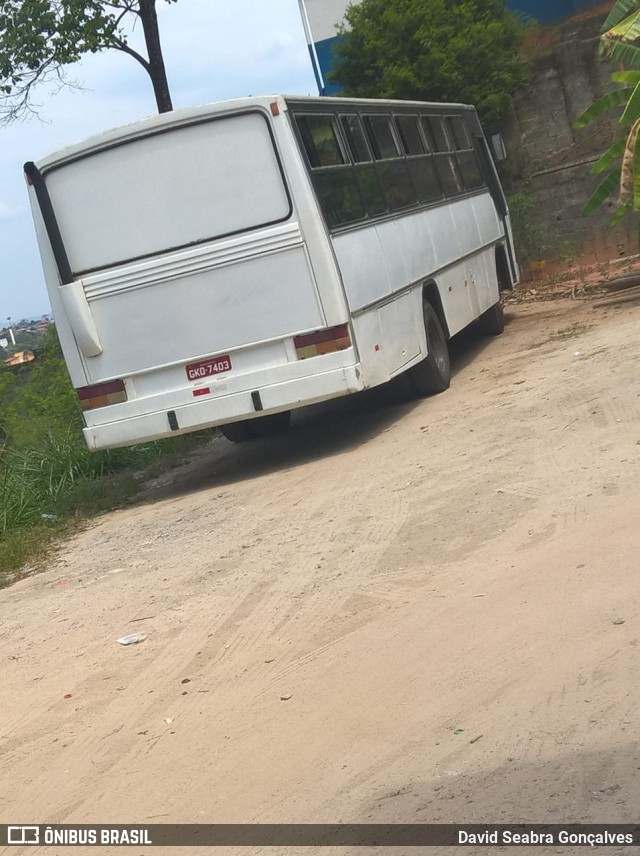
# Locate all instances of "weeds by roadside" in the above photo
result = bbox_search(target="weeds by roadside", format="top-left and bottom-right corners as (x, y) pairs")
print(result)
(0, 326), (209, 586)
(548, 322), (594, 341)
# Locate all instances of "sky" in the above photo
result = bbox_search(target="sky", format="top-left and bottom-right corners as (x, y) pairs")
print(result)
(0, 0), (319, 323)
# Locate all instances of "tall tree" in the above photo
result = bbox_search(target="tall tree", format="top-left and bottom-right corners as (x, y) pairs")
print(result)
(0, 0), (176, 123)
(329, 0), (526, 131)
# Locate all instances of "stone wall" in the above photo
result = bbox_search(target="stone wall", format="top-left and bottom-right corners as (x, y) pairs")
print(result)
(502, 3), (639, 277)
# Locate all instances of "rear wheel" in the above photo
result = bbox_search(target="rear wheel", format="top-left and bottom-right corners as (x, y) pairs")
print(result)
(220, 421), (257, 443)
(478, 300), (505, 337)
(220, 411), (291, 443)
(252, 410), (291, 437)
(408, 301), (451, 397)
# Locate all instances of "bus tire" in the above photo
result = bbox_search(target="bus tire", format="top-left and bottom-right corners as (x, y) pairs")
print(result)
(220, 421), (258, 443)
(252, 410), (291, 437)
(478, 300), (505, 336)
(409, 302), (451, 397)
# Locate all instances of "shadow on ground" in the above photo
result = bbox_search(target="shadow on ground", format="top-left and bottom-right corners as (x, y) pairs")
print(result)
(293, 743), (640, 855)
(360, 742), (639, 826)
(139, 322), (505, 501)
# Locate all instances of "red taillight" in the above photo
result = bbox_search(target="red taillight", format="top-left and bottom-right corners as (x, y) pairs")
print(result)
(25, 172), (33, 186)
(77, 379), (127, 411)
(294, 324), (351, 360)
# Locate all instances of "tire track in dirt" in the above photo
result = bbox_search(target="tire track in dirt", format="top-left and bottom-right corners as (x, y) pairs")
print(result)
(2, 299), (640, 836)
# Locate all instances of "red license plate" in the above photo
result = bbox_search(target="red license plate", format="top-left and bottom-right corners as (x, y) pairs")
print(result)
(186, 354), (232, 381)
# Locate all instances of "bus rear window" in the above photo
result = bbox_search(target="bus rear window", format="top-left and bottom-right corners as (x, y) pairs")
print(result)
(43, 112), (291, 275)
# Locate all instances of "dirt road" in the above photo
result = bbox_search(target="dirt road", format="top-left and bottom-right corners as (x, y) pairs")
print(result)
(2, 298), (640, 852)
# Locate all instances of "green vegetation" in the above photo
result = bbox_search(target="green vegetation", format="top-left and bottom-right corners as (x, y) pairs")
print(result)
(0, 325), (204, 586)
(506, 190), (550, 267)
(12, 327), (45, 354)
(330, 0), (527, 131)
(549, 322), (593, 341)
(575, 1), (640, 223)
(0, 0), (177, 122)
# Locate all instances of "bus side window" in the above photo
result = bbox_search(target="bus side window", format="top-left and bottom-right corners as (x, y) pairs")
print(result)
(395, 115), (425, 156)
(295, 115), (346, 167)
(294, 113), (365, 227)
(395, 115), (443, 205)
(341, 115), (372, 163)
(423, 115), (464, 197)
(364, 114), (417, 211)
(422, 116), (450, 153)
(355, 164), (387, 216)
(340, 114), (387, 218)
(445, 115), (485, 192)
(445, 116), (470, 150)
(363, 115), (401, 160)
(313, 171), (365, 227)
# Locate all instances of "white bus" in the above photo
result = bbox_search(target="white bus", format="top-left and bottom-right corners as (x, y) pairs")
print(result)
(25, 95), (517, 448)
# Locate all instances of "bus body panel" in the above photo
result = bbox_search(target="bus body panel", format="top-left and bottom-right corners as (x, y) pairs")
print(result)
(375, 292), (423, 376)
(29, 202), (90, 387)
(351, 244), (501, 390)
(76, 227), (324, 381)
(331, 193), (503, 336)
(82, 362), (364, 450)
(26, 95), (517, 450)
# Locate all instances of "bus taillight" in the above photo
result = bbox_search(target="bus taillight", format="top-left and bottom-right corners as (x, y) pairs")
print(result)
(77, 380), (127, 411)
(294, 324), (351, 360)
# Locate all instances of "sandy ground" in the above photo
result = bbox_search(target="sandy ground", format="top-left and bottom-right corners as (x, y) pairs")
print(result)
(1, 297), (640, 854)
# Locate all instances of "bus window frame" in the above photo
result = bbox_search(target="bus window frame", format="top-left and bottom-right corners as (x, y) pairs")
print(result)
(290, 102), (490, 234)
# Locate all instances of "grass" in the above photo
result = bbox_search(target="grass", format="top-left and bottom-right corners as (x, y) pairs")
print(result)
(0, 326), (211, 587)
(549, 322), (594, 341)
(0, 431), (208, 587)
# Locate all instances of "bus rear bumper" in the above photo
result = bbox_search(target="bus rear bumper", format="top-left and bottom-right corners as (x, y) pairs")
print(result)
(82, 364), (365, 450)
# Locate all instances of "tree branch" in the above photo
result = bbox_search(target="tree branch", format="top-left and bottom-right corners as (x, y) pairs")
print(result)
(0, 59), (81, 124)
(111, 37), (150, 71)
(100, 0), (139, 13)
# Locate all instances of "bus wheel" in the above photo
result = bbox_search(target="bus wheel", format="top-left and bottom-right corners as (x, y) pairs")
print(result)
(220, 421), (258, 443)
(478, 300), (505, 336)
(252, 410), (291, 437)
(409, 302), (451, 397)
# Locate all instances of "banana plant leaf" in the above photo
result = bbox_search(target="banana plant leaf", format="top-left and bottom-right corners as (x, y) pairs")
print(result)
(604, 9), (640, 41)
(612, 70), (640, 84)
(574, 88), (633, 129)
(591, 138), (627, 174)
(609, 201), (633, 227)
(603, 0), (640, 32)
(621, 79), (640, 124)
(582, 169), (622, 217)
(601, 38), (640, 68)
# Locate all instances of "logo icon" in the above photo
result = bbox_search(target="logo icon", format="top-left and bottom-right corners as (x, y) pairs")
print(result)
(7, 827), (40, 845)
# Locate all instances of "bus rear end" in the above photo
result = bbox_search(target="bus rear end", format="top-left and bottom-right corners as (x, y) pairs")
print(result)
(26, 101), (362, 449)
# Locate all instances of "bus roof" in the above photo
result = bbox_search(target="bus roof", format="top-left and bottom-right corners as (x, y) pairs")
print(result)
(32, 94), (476, 172)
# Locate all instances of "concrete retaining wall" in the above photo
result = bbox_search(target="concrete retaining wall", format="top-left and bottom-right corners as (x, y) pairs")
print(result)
(503, 4), (638, 276)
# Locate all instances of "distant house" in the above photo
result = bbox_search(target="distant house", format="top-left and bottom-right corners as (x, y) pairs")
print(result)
(3, 350), (35, 369)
